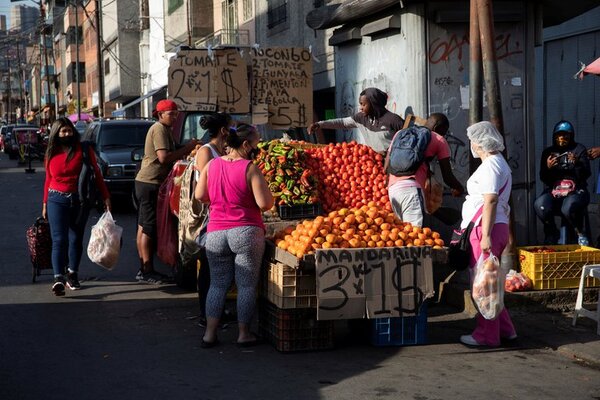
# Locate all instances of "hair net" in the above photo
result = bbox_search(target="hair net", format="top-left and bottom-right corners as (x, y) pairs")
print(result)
(466, 121), (505, 152)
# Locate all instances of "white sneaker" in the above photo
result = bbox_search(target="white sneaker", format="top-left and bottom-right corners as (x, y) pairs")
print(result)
(460, 334), (482, 346)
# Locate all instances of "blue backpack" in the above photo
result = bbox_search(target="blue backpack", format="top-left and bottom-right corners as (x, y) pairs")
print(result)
(387, 126), (431, 176)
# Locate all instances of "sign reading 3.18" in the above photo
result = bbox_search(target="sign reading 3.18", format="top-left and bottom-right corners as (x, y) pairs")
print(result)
(315, 247), (434, 321)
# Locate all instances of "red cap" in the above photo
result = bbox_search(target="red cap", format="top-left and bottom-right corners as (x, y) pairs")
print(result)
(153, 99), (178, 117)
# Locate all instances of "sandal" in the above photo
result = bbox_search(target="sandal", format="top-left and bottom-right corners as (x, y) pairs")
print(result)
(200, 338), (219, 349)
(237, 334), (264, 348)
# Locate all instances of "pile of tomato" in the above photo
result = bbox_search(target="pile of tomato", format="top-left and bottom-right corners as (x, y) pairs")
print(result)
(304, 141), (391, 213)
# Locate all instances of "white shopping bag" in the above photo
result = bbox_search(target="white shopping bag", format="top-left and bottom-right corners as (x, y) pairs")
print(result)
(87, 211), (123, 270)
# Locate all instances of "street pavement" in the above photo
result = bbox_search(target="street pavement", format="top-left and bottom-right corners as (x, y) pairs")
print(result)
(0, 153), (599, 400)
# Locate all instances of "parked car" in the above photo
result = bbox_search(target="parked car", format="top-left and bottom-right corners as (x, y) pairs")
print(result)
(82, 119), (155, 207)
(3, 124), (39, 160)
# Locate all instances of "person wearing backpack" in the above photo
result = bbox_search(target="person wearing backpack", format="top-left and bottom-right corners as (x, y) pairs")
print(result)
(307, 87), (404, 152)
(385, 113), (464, 227)
(41, 117), (111, 296)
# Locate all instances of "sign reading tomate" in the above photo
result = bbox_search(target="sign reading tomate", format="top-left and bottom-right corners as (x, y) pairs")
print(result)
(315, 247), (434, 320)
(168, 49), (249, 113)
(251, 47), (313, 128)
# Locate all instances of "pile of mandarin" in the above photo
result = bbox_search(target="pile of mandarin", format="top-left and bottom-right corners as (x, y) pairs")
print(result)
(273, 202), (445, 258)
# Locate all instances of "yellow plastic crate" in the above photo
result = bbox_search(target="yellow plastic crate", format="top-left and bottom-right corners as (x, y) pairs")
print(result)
(518, 245), (600, 290)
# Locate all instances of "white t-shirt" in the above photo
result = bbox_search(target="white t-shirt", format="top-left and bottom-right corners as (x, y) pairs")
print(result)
(460, 154), (512, 229)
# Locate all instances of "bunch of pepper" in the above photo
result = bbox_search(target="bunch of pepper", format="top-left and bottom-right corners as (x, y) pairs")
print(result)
(255, 140), (319, 206)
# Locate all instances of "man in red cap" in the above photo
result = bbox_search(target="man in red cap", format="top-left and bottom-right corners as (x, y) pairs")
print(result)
(134, 99), (199, 283)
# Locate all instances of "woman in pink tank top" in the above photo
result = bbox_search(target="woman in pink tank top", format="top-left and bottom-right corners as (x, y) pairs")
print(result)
(195, 124), (273, 348)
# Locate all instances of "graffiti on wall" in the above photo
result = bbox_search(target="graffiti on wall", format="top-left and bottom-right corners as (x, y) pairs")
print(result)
(428, 32), (523, 71)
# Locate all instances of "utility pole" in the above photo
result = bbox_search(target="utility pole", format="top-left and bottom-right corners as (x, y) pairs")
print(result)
(95, 0), (104, 117)
(468, 0), (483, 175)
(74, 0), (81, 121)
(7, 60), (12, 124)
(38, 44), (42, 125)
(186, 0), (192, 46)
(16, 40), (24, 123)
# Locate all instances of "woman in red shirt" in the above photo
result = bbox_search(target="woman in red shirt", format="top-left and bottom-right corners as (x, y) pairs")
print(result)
(42, 117), (111, 296)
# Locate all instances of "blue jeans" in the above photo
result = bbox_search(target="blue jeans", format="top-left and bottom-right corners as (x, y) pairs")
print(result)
(534, 189), (590, 242)
(47, 191), (89, 277)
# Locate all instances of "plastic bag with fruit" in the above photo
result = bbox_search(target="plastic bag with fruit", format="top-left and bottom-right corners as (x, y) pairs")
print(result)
(423, 173), (443, 214)
(472, 252), (504, 320)
(87, 211), (123, 270)
(504, 269), (533, 292)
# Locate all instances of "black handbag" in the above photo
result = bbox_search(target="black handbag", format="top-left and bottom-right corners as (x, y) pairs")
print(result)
(448, 222), (476, 271)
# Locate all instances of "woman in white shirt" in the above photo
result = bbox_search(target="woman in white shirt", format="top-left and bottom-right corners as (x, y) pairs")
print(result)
(459, 121), (517, 347)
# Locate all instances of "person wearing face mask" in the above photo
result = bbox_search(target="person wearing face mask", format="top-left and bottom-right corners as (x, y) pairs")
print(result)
(42, 117), (111, 296)
(534, 120), (591, 245)
(459, 121), (516, 348)
(307, 87), (404, 153)
(195, 123), (274, 348)
(135, 99), (199, 284)
(193, 112), (232, 326)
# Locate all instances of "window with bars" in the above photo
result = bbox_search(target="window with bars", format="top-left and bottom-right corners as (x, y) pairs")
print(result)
(66, 62), (86, 84)
(222, 0), (238, 29)
(65, 26), (83, 46)
(243, 0), (253, 20)
(267, 0), (287, 29)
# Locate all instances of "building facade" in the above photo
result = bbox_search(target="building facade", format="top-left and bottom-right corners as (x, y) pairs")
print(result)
(10, 4), (39, 33)
(102, 0), (142, 114)
(163, 0), (214, 52)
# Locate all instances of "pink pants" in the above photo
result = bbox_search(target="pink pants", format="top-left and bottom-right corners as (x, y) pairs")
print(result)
(469, 223), (516, 346)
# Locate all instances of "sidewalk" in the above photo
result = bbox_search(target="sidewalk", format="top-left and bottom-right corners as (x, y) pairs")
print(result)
(437, 280), (600, 367)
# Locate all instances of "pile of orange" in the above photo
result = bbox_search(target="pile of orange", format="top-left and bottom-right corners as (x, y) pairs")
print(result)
(273, 203), (445, 258)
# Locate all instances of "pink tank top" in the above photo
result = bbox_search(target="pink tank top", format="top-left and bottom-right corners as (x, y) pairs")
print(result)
(206, 157), (264, 232)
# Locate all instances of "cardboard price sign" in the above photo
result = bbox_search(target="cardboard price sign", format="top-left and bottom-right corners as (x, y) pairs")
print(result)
(315, 247), (434, 321)
(251, 47), (313, 128)
(168, 49), (249, 113)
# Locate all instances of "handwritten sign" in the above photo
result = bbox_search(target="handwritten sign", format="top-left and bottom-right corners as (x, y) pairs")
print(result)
(251, 47), (313, 128)
(168, 49), (249, 113)
(315, 247), (434, 321)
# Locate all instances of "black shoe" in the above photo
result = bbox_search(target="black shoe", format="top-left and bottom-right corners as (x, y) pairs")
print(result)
(136, 270), (165, 284)
(52, 277), (66, 296)
(66, 271), (81, 290)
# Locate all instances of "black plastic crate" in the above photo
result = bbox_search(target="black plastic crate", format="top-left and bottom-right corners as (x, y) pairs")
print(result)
(278, 203), (323, 220)
(258, 300), (334, 352)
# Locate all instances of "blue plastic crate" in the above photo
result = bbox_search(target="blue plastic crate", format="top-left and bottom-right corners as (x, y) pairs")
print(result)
(370, 303), (428, 347)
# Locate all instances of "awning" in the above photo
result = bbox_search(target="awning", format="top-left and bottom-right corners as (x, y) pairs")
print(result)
(112, 85), (167, 117)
